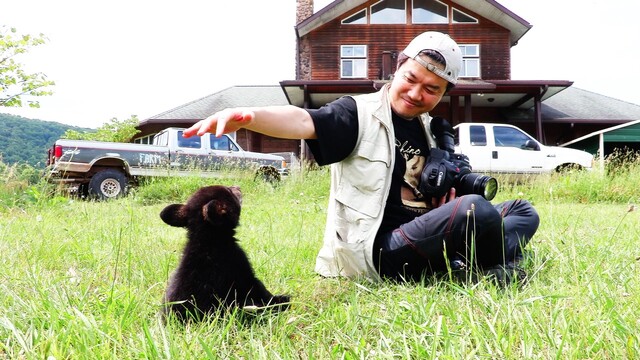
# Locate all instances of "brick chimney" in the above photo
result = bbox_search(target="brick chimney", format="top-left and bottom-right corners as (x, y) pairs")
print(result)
(296, 0), (314, 80)
(296, 0), (314, 24)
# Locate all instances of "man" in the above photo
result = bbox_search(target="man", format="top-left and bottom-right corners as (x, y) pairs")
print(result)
(184, 31), (539, 283)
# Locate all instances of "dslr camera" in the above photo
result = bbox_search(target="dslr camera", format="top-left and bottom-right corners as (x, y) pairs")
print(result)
(419, 117), (498, 201)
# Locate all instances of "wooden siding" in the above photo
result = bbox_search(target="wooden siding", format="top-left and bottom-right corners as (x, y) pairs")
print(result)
(304, 0), (512, 81)
(236, 129), (300, 155)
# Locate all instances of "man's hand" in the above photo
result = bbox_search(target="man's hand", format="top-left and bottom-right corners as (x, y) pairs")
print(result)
(183, 108), (255, 138)
(431, 187), (456, 208)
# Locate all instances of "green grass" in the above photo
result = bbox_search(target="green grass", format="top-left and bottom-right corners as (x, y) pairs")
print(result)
(1, 166), (639, 359)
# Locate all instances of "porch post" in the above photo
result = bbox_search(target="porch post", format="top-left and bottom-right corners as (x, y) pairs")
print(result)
(464, 94), (472, 122)
(534, 93), (544, 143)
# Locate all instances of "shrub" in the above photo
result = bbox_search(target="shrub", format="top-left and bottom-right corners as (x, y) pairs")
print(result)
(0, 160), (67, 211)
(493, 151), (640, 205)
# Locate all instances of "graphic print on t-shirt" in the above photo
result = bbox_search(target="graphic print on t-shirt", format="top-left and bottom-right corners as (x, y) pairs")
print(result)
(394, 117), (431, 214)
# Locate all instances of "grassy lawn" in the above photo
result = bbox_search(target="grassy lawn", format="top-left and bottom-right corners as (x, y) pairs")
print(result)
(1, 169), (639, 359)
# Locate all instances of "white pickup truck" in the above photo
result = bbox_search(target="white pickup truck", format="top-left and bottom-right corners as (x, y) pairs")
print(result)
(454, 123), (593, 174)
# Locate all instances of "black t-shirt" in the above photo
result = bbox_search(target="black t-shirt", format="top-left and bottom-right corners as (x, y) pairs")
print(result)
(305, 96), (432, 234)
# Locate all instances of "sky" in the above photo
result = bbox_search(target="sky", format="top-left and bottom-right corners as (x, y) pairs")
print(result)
(2, 0), (639, 129)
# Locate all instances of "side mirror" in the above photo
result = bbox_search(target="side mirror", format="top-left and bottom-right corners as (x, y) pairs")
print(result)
(523, 139), (540, 151)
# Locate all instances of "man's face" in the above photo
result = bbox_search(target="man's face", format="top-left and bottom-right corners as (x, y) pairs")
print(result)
(389, 58), (449, 119)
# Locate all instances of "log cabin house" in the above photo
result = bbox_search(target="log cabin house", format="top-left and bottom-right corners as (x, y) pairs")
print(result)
(135, 0), (640, 159)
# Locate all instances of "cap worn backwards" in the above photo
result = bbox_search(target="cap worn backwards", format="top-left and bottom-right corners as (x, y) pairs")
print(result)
(402, 31), (462, 85)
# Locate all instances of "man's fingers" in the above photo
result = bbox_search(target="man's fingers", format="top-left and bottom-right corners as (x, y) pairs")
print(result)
(184, 109), (253, 138)
(429, 188), (456, 208)
(215, 116), (229, 138)
(240, 110), (255, 123)
(198, 116), (218, 136)
(183, 120), (204, 138)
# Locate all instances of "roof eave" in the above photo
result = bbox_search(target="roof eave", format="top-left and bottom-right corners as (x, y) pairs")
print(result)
(297, 0), (368, 37)
(297, 0), (532, 46)
(453, 0), (532, 45)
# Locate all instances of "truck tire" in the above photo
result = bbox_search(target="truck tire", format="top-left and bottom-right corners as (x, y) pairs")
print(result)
(88, 169), (127, 200)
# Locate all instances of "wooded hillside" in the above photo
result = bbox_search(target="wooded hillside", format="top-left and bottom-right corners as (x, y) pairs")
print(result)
(0, 113), (89, 167)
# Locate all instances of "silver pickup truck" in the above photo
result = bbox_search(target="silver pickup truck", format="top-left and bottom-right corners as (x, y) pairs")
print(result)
(46, 127), (289, 199)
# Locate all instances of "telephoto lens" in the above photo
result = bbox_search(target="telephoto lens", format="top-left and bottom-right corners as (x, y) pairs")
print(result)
(457, 173), (498, 201)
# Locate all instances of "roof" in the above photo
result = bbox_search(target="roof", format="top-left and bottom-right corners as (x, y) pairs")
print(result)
(505, 87), (640, 124)
(451, 0), (531, 45)
(140, 85), (289, 124)
(541, 87), (640, 122)
(279, 79), (572, 109)
(297, 0), (531, 46)
(560, 119), (640, 159)
(139, 85), (640, 134)
(562, 119), (640, 147)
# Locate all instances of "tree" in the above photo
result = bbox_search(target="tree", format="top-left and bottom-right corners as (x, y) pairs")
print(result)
(62, 115), (141, 143)
(0, 26), (55, 108)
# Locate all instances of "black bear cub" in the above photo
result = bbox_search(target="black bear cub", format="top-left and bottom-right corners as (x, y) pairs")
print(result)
(161, 185), (290, 322)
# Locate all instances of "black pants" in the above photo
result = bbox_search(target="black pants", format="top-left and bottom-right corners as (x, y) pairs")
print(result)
(373, 195), (540, 281)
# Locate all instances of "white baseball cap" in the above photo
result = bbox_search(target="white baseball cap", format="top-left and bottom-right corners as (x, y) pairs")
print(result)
(402, 31), (462, 85)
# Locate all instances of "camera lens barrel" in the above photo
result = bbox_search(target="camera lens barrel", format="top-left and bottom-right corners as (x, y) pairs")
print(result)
(456, 173), (498, 201)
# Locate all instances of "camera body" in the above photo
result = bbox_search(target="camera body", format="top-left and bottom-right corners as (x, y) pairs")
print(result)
(420, 148), (474, 199)
(419, 118), (498, 201)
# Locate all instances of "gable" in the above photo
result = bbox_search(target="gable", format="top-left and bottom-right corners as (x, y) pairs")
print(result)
(298, 0), (531, 46)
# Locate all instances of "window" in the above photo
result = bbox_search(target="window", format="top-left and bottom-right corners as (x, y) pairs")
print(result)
(341, 45), (367, 78)
(469, 125), (487, 146)
(493, 126), (533, 148)
(412, 0), (448, 24)
(342, 9), (367, 24)
(154, 132), (168, 147)
(134, 134), (154, 144)
(210, 134), (231, 151)
(452, 8), (478, 23)
(370, 0), (406, 24)
(459, 44), (480, 78)
(177, 130), (201, 148)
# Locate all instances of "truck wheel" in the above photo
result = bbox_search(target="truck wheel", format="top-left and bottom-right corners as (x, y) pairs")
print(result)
(255, 167), (281, 183)
(88, 169), (127, 200)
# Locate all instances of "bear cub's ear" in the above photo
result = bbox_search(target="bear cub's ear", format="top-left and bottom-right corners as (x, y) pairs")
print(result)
(160, 204), (189, 227)
(202, 200), (229, 221)
(203, 199), (234, 226)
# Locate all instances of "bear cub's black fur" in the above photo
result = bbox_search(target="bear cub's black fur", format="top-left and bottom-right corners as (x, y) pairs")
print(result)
(161, 185), (290, 322)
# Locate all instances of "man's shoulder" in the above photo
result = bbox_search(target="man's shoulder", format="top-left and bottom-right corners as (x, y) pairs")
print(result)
(351, 87), (385, 104)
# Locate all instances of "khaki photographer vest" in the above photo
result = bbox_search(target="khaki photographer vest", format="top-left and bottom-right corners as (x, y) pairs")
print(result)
(314, 84), (437, 281)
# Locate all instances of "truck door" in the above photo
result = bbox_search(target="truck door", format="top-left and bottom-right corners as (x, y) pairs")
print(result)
(463, 125), (493, 172)
(172, 130), (210, 170)
(490, 126), (544, 173)
(208, 134), (246, 169)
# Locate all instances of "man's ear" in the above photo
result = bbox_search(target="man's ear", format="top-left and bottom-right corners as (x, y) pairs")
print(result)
(160, 204), (188, 227)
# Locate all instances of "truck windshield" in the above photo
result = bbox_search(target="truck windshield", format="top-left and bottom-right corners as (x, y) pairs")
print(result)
(210, 134), (239, 151)
(494, 126), (532, 148)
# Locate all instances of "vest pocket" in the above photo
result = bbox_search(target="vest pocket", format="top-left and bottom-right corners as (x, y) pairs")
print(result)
(331, 199), (374, 277)
(336, 137), (390, 218)
(333, 238), (367, 277)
